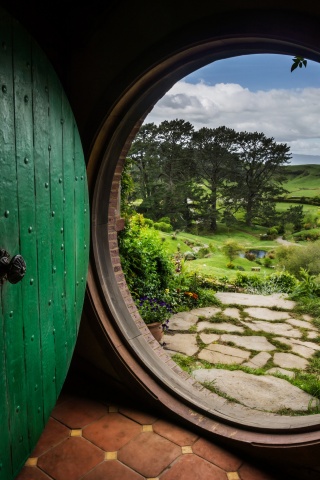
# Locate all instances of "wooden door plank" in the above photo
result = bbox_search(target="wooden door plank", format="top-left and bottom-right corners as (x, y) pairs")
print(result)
(32, 46), (57, 421)
(13, 21), (44, 456)
(0, 15), (29, 476)
(74, 128), (89, 328)
(47, 64), (67, 393)
(0, 10), (14, 479)
(61, 98), (77, 366)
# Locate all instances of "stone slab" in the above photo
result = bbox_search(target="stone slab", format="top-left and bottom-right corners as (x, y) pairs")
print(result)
(163, 333), (198, 356)
(168, 312), (198, 331)
(241, 320), (302, 338)
(220, 334), (276, 351)
(243, 352), (272, 368)
(197, 321), (244, 333)
(190, 307), (221, 318)
(215, 292), (296, 309)
(273, 352), (308, 370)
(286, 318), (317, 331)
(223, 307), (241, 320)
(244, 307), (291, 321)
(199, 333), (220, 344)
(198, 344), (250, 365)
(192, 368), (315, 412)
(266, 367), (296, 379)
(274, 337), (320, 358)
(307, 331), (319, 339)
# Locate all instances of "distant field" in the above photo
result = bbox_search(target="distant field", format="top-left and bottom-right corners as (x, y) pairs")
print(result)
(275, 202), (320, 215)
(160, 226), (280, 281)
(281, 164), (320, 198)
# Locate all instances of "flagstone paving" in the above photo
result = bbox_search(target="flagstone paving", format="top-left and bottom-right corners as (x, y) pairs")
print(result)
(163, 292), (320, 414)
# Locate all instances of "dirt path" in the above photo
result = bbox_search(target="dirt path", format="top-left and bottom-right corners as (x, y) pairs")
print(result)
(275, 236), (303, 247)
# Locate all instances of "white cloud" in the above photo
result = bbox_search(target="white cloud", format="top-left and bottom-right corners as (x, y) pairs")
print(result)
(145, 81), (320, 156)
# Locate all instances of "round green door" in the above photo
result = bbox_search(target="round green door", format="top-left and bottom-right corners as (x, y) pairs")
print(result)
(0, 8), (90, 479)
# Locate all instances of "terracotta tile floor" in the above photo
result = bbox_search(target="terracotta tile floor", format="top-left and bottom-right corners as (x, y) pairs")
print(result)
(15, 372), (287, 480)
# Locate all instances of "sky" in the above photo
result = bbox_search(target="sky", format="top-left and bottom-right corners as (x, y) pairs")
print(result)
(144, 54), (320, 164)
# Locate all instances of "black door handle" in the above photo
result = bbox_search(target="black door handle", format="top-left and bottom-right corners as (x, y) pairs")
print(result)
(0, 249), (26, 284)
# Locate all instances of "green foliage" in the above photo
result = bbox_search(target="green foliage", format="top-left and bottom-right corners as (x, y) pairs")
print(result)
(291, 56), (307, 72)
(235, 270), (297, 294)
(196, 247), (210, 258)
(293, 228), (320, 242)
(222, 239), (244, 262)
(118, 214), (175, 299)
(278, 205), (304, 232)
(276, 241), (320, 278)
(136, 296), (174, 325)
(267, 226), (278, 236)
(263, 256), (273, 268)
(120, 157), (136, 218)
(244, 251), (256, 261)
(290, 269), (320, 299)
(153, 221), (173, 232)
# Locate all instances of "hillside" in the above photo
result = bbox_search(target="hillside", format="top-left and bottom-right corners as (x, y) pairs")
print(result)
(280, 164), (320, 198)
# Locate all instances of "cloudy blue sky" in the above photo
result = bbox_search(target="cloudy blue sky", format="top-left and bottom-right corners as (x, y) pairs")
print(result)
(145, 54), (320, 164)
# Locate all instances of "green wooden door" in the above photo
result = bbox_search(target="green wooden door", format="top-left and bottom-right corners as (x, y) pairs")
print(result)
(0, 8), (90, 479)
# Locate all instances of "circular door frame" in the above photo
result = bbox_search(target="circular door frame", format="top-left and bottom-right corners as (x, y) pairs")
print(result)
(87, 22), (320, 451)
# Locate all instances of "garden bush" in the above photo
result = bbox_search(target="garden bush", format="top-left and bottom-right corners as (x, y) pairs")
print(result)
(118, 214), (175, 299)
(276, 241), (320, 278)
(234, 270), (297, 295)
(153, 221), (173, 232)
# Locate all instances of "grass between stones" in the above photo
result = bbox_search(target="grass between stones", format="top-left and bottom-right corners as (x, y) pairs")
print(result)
(166, 292), (320, 414)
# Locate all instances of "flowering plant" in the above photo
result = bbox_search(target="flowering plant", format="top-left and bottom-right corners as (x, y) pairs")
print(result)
(137, 296), (174, 330)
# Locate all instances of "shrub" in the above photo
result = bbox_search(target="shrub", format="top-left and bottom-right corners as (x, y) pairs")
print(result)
(234, 270), (297, 295)
(226, 262), (236, 269)
(118, 214), (175, 299)
(144, 217), (154, 227)
(267, 226), (278, 236)
(276, 241), (320, 278)
(290, 269), (320, 299)
(197, 247), (211, 258)
(264, 257), (272, 268)
(222, 239), (244, 262)
(153, 221), (173, 232)
(245, 251), (256, 261)
(158, 216), (171, 224)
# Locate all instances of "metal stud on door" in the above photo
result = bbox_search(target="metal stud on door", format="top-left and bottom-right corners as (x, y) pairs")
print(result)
(0, 8), (90, 479)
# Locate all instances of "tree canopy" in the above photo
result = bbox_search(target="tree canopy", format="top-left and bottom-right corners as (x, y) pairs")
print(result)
(124, 120), (294, 232)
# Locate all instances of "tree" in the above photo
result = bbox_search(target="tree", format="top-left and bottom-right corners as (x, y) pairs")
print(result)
(222, 239), (244, 263)
(127, 119), (194, 227)
(191, 126), (238, 231)
(278, 204), (304, 233)
(155, 119), (195, 228)
(126, 122), (159, 211)
(225, 131), (291, 226)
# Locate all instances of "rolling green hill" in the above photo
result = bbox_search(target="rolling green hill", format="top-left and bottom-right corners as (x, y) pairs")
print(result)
(281, 164), (320, 198)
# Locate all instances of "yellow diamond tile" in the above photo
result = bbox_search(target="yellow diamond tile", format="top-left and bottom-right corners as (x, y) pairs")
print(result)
(105, 451), (117, 460)
(181, 446), (193, 454)
(227, 473), (240, 480)
(142, 424), (153, 432)
(25, 457), (38, 466)
(70, 429), (82, 437)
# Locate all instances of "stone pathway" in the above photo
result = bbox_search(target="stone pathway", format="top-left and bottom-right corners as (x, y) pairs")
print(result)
(163, 292), (320, 414)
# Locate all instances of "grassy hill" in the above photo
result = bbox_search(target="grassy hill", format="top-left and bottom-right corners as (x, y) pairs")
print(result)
(281, 164), (320, 198)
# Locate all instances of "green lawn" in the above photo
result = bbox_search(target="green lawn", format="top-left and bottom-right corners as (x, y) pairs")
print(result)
(281, 164), (320, 197)
(275, 202), (320, 215)
(160, 225), (279, 281)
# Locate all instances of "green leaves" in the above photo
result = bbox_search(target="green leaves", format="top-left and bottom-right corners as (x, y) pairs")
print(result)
(291, 56), (308, 72)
